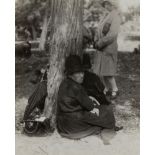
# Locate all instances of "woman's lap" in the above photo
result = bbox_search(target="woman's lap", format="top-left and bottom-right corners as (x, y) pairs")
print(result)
(57, 105), (115, 139)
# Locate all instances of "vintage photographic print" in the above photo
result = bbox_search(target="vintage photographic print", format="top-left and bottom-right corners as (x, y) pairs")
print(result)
(15, 0), (140, 154)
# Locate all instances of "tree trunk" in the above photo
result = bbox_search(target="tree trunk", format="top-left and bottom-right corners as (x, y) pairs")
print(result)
(43, 0), (83, 128)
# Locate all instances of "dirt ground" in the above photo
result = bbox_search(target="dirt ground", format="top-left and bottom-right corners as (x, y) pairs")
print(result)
(15, 51), (140, 155)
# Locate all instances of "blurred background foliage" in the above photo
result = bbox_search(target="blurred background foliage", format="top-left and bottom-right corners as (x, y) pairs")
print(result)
(15, 0), (140, 52)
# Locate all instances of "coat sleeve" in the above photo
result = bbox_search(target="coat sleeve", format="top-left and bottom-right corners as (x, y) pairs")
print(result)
(97, 11), (121, 48)
(74, 86), (95, 111)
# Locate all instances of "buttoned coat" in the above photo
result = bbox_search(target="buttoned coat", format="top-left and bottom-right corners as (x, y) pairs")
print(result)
(92, 10), (121, 76)
(57, 77), (115, 139)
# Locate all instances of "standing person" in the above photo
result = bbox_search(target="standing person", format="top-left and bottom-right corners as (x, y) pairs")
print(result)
(92, 0), (121, 99)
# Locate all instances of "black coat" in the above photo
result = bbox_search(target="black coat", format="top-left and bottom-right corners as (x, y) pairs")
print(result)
(57, 77), (115, 139)
(82, 71), (110, 105)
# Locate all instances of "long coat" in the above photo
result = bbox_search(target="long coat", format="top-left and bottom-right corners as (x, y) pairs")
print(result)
(92, 10), (121, 76)
(57, 77), (115, 139)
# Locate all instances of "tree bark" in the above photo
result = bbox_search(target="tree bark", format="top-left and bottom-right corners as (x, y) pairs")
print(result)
(43, 0), (84, 128)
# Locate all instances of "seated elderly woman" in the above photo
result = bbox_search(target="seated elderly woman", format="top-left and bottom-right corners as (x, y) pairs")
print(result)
(57, 55), (122, 139)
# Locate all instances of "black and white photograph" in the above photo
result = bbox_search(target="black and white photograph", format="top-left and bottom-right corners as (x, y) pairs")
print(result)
(15, 0), (140, 154)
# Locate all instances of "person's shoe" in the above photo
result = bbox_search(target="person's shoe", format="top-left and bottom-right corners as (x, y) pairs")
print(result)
(114, 126), (123, 131)
(105, 90), (112, 96)
(105, 90), (119, 100)
(110, 91), (119, 100)
(103, 88), (109, 95)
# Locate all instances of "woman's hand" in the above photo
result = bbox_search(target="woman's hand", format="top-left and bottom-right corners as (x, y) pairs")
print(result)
(95, 37), (111, 51)
(35, 115), (47, 122)
(90, 108), (99, 116)
(94, 40), (104, 50)
(84, 48), (96, 54)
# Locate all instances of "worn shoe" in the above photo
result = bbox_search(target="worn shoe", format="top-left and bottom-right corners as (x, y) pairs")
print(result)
(105, 90), (119, 100)
(111, 91), (119, 100)
(114, 126), (123, 131)
(105, 90), (112, 96)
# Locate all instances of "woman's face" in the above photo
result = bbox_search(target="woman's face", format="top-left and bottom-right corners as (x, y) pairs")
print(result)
(71, 72), (84, 84)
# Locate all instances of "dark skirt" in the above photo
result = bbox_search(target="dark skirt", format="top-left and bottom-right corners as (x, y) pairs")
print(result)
(57, 104), (115, 139)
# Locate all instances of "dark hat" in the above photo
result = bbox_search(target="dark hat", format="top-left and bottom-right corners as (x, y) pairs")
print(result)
(101, 1), (112, 7)
(65, 55), (83, 75)
(82, 54), (92, 70)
